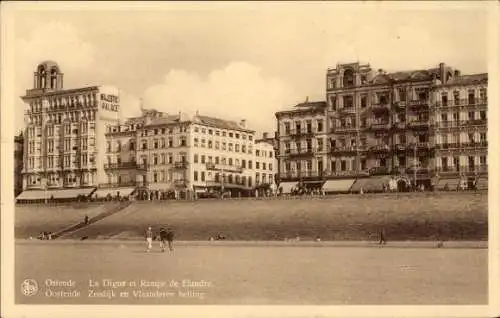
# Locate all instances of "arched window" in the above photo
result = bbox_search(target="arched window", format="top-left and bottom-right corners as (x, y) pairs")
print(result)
(50, 69), (57, 89)
(343, 69), (354, 87)
(38, 66), (46, 88)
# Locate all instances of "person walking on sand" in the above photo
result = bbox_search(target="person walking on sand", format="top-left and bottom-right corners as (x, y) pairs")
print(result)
(145, 226), (154, 252)
(159, 227), (168, 252)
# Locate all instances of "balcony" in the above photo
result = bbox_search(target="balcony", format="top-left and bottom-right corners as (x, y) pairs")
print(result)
(436, 141), (488, 150)
(408, 99), (429, 108)
(393, 144), (407, 152)
(407, 120), (430, 129)
(334, 125), (358, 133)
(339, 106), (356, 114)
(370, 103), (390, 113)
(323, 170), (370, 178)
(392, 122), (406, 130)
(288, 128), (315, 138)
(205, 180), (248, 189)
(287, 147), (316, 158)
(98, 181), (137, 188)
(464, 119), (487, 126)
(173, 180), (187, 187)
(279, 170), (320, 180)
(368, 122), (390, 131)
(329, 146), (358, 154)
(104, 162), (138, 170)
(206, 163), (243, 173)
(369, 166), (392, 176)
(435, 165), (488, 176)
(406, 142), (431, 150)
(436, 98), (488, 108)
(173, 161), (189, 169)
(393, 101), (406, 110)
(436, 121), (460, 129)
(369, 144), (390, 153)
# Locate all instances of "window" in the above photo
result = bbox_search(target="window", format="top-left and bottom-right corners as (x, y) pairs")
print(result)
(398, 88), (406, 102)
(168, 138), (173, 147)
(343, 95), (353, 108)
(441, 93), (448, 106)
(201, 155), (205, 164)
(142, 142), (147, 150)
(343, 69), (354, 87)
(256, 162), (260, 169)
(269, 164), (273, 171)
(284, 122), (291, 134)
(215, 157), (220, 164)
(154, 140), (159, 149)
(479, 88), (487, 101)
(480, 133), (486, 142)
(194, 171), (198, 181)
(208, 129), (213, 135)
(235, 144), (240, 152)
(249, 160), (253, 169)
(480, 111), (486, 120)
(263, 163), (267, 170)
(317, 120), (323, 132)
(256, 150), (260, 157)
(306, 121), (312, 133)
(468, 112), (475, 120)
(229, 132), (233, 138)
(201, 171), (205, 182)
(480, 156), (487, 166)
(468, 90), (475, 104)
(453, 91), (460, 103)
(360, 96), (367, 108)
(130, 142), (135, 151)
(242, 160), (246, 168)
(242, 145), (246, 153)
(441, 113), (448, 122)
(215, 141), (220, 150)
(208, 140), (213, 149)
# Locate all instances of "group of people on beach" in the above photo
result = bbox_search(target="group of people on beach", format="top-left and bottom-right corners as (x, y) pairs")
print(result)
(145, 226), (174, 253)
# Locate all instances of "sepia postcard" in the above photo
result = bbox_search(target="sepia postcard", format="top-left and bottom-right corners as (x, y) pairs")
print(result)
(1, 1), (499, 318)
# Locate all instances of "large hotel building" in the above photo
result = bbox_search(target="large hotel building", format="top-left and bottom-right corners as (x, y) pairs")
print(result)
(276, 62), (488, 193)
(16, 61), (277, 202)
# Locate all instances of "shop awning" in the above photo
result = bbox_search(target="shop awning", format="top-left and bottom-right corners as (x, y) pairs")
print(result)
(322, 179), (355, 193)
(16, 188), (95, 201)
(94, 187), (136, 198)
(435, 178), (461, 191)
(279, 182), (298, 194)
(351, 176), (391, 193)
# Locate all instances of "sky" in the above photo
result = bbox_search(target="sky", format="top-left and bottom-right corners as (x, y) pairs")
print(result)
(9, 2), (489, 136)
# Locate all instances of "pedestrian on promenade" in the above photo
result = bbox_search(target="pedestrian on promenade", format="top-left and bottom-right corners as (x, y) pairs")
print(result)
(159, 227), (168, 252)
(145, 226), (153, 252)
(166, 227), (175, 252)
(378, 228), (387, 245)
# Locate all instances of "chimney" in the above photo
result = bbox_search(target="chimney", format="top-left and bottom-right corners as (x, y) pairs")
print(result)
(439, 62), (446, 84)
(240, 119), (247, 128)
(263, 132), (269, 139)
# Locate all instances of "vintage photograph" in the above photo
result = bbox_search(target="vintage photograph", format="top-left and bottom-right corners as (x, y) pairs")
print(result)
(1, 1), (497, 316)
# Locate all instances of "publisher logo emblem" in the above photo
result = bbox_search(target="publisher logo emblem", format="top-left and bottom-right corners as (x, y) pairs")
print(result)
(21, 279), (38, 296)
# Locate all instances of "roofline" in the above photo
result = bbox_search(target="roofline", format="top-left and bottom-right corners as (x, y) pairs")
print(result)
(192, 121), (255, 134)
(21, 85), (101, 100)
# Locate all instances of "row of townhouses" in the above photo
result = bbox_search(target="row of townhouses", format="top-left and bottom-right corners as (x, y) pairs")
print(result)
(275, 62), (488, 193)
(15, 61), (277, 203)
(14, 60), (488, 203)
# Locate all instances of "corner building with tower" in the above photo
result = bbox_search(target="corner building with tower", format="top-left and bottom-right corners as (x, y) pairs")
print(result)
(17, 61), (122, 202)
(276, 62), (488, 194)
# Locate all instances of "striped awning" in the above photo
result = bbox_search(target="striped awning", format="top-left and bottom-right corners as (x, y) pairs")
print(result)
(94, 187), (136, 198)
(322, 179), (355, 193)
(16, 187), (95, 201)
(351, 176), (391, 193)
(279, 182), (298, 194)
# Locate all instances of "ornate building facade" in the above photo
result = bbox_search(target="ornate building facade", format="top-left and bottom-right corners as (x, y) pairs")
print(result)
(276, 62), (488, 193)
(14, 132), (24, 197)
(17, 61), (121, 202)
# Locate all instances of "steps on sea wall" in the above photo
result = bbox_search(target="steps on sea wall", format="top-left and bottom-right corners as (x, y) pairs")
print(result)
(53, 201), (132, 239)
